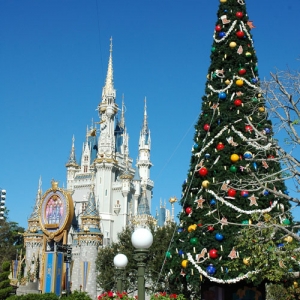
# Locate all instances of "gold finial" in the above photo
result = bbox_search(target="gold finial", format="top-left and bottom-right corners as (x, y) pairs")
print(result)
(51, 179), (59, 192)
(169, 196), (177, 204)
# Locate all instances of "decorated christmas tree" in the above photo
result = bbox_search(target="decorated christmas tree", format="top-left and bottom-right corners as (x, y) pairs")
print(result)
(166, 0), (298, 299)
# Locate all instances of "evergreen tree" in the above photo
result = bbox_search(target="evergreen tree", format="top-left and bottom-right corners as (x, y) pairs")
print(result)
(166, 0), (298, 298)
(0, 261), (13, 299)
(0, 217), (25, 268)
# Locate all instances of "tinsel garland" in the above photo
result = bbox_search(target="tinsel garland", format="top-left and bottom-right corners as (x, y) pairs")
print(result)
(187, 252), (260, 284)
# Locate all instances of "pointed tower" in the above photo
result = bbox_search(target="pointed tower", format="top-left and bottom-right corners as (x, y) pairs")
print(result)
(94, 38), (135, 243)
(66, 135), (79, 191)
(130, 185), (156, 228)
(23, 177), (44, 281)
(137, 98), (154, 211)
(71, 186), (102, 299)
(96, 37), (118, 160)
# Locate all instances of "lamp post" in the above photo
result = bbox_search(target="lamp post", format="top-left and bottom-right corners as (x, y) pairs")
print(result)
(0, 189), (6, 220)
(113, 254), (128, 293)
(131, 228), (153, 300)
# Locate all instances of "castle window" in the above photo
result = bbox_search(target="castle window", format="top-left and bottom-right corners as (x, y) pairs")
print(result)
(84, 155), (88, 162)
(84, 165), (88, 173)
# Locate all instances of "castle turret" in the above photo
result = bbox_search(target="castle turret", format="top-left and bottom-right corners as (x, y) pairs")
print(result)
(66, 135), (79, 190)
(96, 37), (118, 160)
(23, 177), (44, 284)
(137, 98), (154, 211)
(72, 187), (102, 299)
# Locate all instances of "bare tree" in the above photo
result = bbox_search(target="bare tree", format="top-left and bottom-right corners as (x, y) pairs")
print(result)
(262, 67), (300, 192)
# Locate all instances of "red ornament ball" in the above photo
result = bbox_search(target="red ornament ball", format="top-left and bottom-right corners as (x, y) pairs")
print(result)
(207, 225), (215, 232)
(215, 25), (222, 32)
(238, 67), (246, 75)
(236, 11), (244, 19)
(245, 125), (253, 133)
(209, 249), (218, 259)
(185, 207), (192, 215)
(216, 142), (225, 151)
(234, 99), (242, 106)
(199, 167), (208, 177)
(203, 124), (210, 131)
(268, 155), (275, 159)
(236, 31), (244, 38)
(228, 188), (237, 197)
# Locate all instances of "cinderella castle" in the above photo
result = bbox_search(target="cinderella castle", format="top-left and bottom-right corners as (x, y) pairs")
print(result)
(22, 39), (160, 299)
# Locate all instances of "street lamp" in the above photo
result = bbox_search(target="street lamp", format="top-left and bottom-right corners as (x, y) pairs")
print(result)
(131, 228), (153, 300)
(0, 189), (6, 220)
(113, 253), (128, 293)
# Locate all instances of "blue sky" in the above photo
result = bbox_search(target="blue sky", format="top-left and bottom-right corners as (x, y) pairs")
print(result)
(1, 0), (299, 229)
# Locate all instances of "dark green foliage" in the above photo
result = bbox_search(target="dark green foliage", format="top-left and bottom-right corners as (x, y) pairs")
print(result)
(165, 0), (296, 297)
(0, 261), (13, 299)
(0, 219), (25, 268)
(7, 293), (59, 300)
(65, 290), (92, 300)
(96, 223), (177, 293)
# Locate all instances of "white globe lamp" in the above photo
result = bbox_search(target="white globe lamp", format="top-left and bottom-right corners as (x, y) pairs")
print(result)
(131, 228), (153, 249)
(113, 254), (128, 268)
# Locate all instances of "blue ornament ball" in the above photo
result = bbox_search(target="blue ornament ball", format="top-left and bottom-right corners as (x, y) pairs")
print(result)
(206, 264), (216, 275)
(264, 128), (271, 134)
(210, 199), (216, 206)
(219, 92), (227, 100)
(178, 249), (184, 256)
(193, 143), (198, 150)
(178, 228), (184, 233)
(243, 151), (253, 159)
(263, 190), (269, 196)
(252, 162), (257, 171)
(251, 78), (258, 84)
(215, 233), (224, 241)
(218, 32), (226, 38)
(277, 243), (284, 248)
(205, 153), (211, 159)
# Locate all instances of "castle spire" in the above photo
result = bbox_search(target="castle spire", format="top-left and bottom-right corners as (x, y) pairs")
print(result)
(66, 135), (77, 167)
(137, 186), (151, 215)
(29, 176), (43, 221)
(102, 37), (115, 100)
(142, 97), (148, 135)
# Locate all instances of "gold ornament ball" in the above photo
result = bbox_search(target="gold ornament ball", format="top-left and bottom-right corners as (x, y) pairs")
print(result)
(243, 257), (251, 266)
(258, 106), (265, 112)
(220, 0), (227, 2)
(181, 260), (188, 268)
(257, 93), (262, 98)
(245, 51), (252, 57)
(202, 180), (210, 188)
(229, 41), (237, 48)
(248, 219), (252, 225)
(230, 154), (239, 163)
(284, 236), (293, 243)
(236, 79), (244, 86)
(225, 79), (231, 85)
(293, 281), (299, 288)
(188, 224), (197, 232)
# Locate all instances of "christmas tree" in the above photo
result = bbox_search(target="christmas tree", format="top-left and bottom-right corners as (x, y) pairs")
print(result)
(166, 0), (297, 298)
